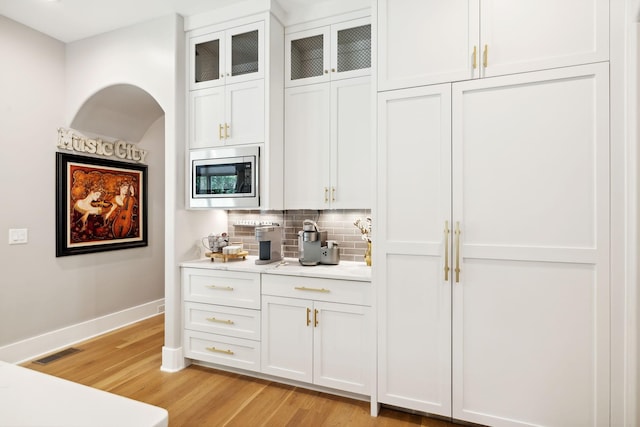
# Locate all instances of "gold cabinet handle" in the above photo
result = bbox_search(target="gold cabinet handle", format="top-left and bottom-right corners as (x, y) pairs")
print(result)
(331, 68), (336, 73)
(225, 123), (230, 139)
(483, 44), (488, 68)
(331, 187), (336, 202)
(306, 307), (311, 326)
(314, 309), (319, 327)
(324, 69), (329, 74)
(444, 221), (450, 281)
(206, 346), (234, 355)
(472, 46), (477, 69)
(206, 285), (234, 291)
(324, 187), (329, 203)
(206, 317), (234, 325)
(454, 221), (461, 283)
(295, 286), (330, 293)
(218, 124), (224, 140)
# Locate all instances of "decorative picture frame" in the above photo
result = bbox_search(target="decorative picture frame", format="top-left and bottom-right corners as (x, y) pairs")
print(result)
(56, 152), (148, 257)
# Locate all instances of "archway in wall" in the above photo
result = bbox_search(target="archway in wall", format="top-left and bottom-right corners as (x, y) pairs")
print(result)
(69, 83), (166, 307)
(71, 84), (164, 142)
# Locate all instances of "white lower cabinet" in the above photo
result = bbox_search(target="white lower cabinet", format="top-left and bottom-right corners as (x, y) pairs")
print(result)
(261, 274), (372, 395)
(182, 268), (261, 372)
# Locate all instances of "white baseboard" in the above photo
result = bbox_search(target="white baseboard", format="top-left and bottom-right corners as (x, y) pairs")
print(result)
(0, 299), (165, 364)
(161, 346), (187, 372)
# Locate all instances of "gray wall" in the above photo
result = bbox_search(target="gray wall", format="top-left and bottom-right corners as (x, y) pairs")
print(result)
(0, 16), (165, 356)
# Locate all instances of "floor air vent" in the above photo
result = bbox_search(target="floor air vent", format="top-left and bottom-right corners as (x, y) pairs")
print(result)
(33, 347), (82, 365)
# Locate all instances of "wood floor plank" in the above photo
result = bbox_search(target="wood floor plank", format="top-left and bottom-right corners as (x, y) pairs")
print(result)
(21, 314), (459, 427)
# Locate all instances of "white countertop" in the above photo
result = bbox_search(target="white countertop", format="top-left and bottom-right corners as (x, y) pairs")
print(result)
(180, 256), (372, 282)
(0, 361), (168, 427)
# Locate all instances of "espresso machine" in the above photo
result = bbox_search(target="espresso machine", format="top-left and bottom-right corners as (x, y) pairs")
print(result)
(255, 225), (282, 264)
(298, 220), (338, 266)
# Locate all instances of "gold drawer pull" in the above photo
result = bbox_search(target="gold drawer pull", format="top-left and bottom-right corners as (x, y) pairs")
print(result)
(206, 317), (234, 325)
(206, 346), (234, 355)
(207, 285), (234, 291)
(294, 286), (330, 293)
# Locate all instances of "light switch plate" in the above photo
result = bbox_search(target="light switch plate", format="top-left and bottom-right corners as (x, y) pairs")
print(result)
(8, 228), (28, 244)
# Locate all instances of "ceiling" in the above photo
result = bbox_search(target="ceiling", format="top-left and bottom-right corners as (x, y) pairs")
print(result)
(0, 0), (326, 43)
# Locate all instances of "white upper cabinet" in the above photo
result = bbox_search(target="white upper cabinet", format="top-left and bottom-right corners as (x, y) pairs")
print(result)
(377, 0), (476, 91)
(189, 80), (264, 149)
(190, 21), (265, 91)
(377, 0), (609, 91)
(285, 17), (371, 87)
(284, 76), (371, 210)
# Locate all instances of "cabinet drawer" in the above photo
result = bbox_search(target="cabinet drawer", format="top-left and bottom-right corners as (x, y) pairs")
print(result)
(184, 330), (260, 372)
(182, 268), (260, 309)
(262, 274), (372, 306)
(184, 302), (260, 341)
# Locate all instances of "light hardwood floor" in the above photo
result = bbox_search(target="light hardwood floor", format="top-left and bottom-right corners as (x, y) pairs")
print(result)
(22, 314), (457, 427)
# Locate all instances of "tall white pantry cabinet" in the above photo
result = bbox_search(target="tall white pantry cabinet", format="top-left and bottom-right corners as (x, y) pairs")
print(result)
(375, 1), (611, 426)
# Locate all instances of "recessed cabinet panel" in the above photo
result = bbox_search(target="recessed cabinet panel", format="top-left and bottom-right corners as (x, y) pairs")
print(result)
(379, 85), (451, 244)
(480, 0), (609, 78)
(190, 88), (225, 149)
(284, 84), (331, 209)
(378, 254), (451, 415)
(261, 295), (313, 383)
(378, 0), (475, 91)
(313, 302), (371, 395)
(457, 72), (602, 249)
(453, 259), (601, 426)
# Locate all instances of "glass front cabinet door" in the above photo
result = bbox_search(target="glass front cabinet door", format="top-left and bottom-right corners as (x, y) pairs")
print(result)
(190, 21), (264, 91)
(285, 17), (371, 87)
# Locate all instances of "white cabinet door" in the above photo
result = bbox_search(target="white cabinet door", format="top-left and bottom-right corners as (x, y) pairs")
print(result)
(314, 301), (371, 395)
(285, 26), (331, 87)
(479, 0), (609, 78)
(330, 17), (371, 81)
(225, 21), (265, 85)
(330, 77), (371, 209)
(224, 79), (264, 145)
(190, 31), (225, 91)
(284, 84), (331, 209)
(261, 295), (313, 383)
(377, 0), (477, 91)
(189, 87), (225, 149)
(451, 63), (610, 427)
(376, 84), (452, 416)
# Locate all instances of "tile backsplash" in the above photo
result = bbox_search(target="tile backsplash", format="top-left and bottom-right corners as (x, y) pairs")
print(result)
(226, 209), (371, 262)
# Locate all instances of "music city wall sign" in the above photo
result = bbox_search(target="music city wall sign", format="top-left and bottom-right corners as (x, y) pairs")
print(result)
(56, 128), (149, 164)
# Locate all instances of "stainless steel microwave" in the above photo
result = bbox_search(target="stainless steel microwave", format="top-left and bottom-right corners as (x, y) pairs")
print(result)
(189, 146), (260, 209)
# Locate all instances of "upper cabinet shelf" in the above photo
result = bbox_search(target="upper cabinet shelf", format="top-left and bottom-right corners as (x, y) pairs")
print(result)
(285, 17), (371, 87)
